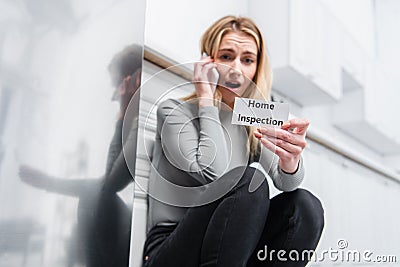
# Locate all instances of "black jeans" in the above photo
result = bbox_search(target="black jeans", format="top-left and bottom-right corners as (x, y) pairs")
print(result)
(143, 166), (324, 267)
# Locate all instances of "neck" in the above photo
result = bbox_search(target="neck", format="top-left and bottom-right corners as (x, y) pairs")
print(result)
(217, 86), (235, 110)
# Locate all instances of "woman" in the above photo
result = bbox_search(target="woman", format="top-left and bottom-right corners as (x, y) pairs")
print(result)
(143, 16), (324, 267)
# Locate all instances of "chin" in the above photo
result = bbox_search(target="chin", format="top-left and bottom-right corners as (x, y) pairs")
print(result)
(222, 86), (245, 97)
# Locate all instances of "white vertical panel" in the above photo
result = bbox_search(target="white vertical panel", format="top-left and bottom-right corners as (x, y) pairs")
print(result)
(130, 198), (148, 267)
(145, 0), (248, 63)
(303, 140), (400, 266)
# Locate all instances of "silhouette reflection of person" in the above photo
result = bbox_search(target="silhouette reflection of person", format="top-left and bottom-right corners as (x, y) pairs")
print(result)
(19, 44), (142, 267)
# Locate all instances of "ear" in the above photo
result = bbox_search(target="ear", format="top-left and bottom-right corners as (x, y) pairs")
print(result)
(134, 68), (142, 88)
(120, 76), (130, 94)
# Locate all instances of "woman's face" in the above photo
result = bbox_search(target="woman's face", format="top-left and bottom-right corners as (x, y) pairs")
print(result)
(214, 31), (258, 107)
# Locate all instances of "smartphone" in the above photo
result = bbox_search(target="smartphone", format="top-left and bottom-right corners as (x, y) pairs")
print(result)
(202, 52), (219, 93)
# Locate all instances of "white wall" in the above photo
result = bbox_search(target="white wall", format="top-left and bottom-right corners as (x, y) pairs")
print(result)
(320, 0), (376, 58)
(303, 141), (400, 266)
(374, 0), (400, 172)
(144, 0), (248, 63)
(375, 0), (400, 77)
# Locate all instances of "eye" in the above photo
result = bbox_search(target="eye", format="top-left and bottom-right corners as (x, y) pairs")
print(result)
(219, 54), (231, 61)
(243, 58), (255, 64)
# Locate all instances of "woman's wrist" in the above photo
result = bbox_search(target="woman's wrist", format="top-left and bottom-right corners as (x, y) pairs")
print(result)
(279, 156), (300, 174)
(198, 96), (214, 108)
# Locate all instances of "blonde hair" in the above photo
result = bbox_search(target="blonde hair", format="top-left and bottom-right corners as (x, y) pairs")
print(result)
(183, 15), (273, 161)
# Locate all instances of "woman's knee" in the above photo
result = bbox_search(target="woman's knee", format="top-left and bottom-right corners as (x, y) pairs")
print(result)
(233, 166), (270, 202)
(284, 189), (325, 231)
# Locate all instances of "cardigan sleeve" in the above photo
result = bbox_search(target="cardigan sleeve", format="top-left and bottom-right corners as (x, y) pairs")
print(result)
(157, 99), (230, 184)
(259, 144), (304, 191)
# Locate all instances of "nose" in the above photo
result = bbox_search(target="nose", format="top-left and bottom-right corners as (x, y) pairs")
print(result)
(228, 58), (242, 76)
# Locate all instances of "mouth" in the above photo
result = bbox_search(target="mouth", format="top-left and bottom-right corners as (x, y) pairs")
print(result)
(224, 81), (241, 89)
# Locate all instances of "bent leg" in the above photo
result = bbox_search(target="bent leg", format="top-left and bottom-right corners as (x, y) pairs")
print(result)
(145, 167), (270, 267)
(143, 194), (220, 267)
(199, 167), (269, 267)
(248, 189), (324, 267)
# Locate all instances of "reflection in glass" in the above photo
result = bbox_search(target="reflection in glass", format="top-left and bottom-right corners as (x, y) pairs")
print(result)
(0, 0), (145, 266)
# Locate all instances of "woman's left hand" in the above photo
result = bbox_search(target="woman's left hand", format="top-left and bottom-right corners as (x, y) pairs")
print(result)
(254, 118), (310, 174)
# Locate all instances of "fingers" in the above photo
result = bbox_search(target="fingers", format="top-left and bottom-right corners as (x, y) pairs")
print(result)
(257, 126), (307, 148)
(193, 56), (214, 82)
(280, 118), (310, 134)
(254, 119), (308, 164)
(19, 165), (44, 179)
(254, 133), (294, 162)
(265, 135), (303, 154)
(255, 119), (309, 173)
(193, 55), (217, 97)
(202, 61), (217, 74)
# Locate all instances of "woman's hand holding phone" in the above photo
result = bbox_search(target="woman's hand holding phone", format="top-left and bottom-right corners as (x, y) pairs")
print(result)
(193, 53), (219, 107)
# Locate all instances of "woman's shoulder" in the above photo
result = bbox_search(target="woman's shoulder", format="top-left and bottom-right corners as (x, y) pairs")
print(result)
(157, 98), (184, 109)
(157, 98), (199, 118)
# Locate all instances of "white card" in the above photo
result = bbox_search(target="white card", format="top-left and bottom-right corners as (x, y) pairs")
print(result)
(231, 97), (289, 127)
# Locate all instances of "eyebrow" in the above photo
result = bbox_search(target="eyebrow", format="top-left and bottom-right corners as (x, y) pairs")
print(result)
(218, 48), (257, 56)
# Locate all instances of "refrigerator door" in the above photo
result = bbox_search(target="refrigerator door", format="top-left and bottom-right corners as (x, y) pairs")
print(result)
(0, 0), (146, 266)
